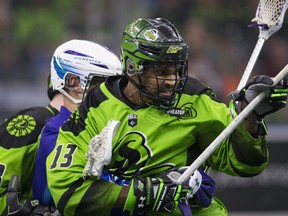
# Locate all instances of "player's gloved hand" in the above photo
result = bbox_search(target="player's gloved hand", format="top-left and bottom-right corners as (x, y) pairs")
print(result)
(6, 174), (60, 216)
(123, 171), (193, 215)
(178, 168), (216, 208)
(229, 75), (288, 118)
(7, 174), (39, 215)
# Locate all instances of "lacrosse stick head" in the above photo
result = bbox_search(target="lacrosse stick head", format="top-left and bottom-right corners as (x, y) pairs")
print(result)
(252, 0), (288, 39)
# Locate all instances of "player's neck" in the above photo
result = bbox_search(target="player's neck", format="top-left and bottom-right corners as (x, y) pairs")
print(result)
(123, 82), (148, 106)
(49, 93), (64, 111)
(63, 95), (79, 112)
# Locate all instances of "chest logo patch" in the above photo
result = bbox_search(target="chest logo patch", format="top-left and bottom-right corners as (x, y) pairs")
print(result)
(6, 115), (36, 137)
(128, 114), (138, 127)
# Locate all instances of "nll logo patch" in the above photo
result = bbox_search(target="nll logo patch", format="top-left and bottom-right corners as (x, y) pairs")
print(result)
(128, 114), (138, 127)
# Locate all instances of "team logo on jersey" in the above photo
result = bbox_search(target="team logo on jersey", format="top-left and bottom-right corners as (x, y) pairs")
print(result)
(166, 102), (197, 119)
(128, 114), (138, 127)
(109, 131), (175, 177)
(6, 115), (36, 137)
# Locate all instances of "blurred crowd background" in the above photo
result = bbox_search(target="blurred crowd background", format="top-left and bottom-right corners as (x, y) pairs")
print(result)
(1, 0), (288, 123)
(1, 0), (288, 214)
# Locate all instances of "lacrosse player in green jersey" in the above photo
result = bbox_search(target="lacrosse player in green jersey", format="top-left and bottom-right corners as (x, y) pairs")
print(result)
(0, 77), (61, 215)
(46, 18), (288, 216)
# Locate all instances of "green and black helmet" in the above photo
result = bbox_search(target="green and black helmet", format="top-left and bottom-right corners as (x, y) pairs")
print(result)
(121, 17), (189, 109)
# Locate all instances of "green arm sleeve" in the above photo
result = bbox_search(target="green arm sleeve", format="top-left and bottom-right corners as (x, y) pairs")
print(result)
(197, 99), (268, 176)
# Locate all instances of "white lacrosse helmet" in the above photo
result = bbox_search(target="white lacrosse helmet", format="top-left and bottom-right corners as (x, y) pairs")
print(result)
(50, 39), (122, 104)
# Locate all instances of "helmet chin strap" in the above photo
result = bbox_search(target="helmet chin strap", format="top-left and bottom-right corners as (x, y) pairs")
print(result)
(59, 89), (83, 105)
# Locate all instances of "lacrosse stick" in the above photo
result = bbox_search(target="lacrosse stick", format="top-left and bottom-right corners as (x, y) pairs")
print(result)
(237, 0), (288, 90)
(178, 64), (288, 183)
(83, 120), (120, 178)
(203, 0), (288, 175)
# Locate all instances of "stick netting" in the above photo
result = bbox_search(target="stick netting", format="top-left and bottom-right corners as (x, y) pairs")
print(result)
(254, 0), (288, 26)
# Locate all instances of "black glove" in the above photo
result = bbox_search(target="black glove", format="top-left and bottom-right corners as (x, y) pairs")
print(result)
(229, 75), (288, 118)
(6, 175), (59, 216)
(123, 171), (191, 215)
(6, 175), (38, 215)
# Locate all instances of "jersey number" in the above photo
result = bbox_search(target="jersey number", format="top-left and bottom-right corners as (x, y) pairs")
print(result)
(50, 144), (77, 169)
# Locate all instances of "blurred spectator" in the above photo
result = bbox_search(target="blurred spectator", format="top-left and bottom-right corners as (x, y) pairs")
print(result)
(183, 18), (224, 99)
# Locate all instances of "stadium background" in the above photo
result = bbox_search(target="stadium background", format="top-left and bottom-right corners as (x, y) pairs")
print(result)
(0, 1), (287, 215)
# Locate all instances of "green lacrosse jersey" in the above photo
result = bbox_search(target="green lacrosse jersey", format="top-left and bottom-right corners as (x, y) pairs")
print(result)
(47, 76), (267, 216)
(0, 105), (58, 215)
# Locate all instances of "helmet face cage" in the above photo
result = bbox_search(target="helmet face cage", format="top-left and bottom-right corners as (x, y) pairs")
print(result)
(121, 18), (189, 109)
(64, 72), (106, 91)
(136, 60), (188, 109)
(79, 73), (107, 102)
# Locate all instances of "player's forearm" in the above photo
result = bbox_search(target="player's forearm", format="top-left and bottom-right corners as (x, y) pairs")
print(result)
(114, 185), (129, 208)
(238, 100), (262, 137)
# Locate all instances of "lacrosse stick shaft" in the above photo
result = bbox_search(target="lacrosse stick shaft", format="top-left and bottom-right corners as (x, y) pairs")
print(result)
(237, 38), (265, 90)
(237, 0), (288, 90)
(178, 64), (288, 183)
